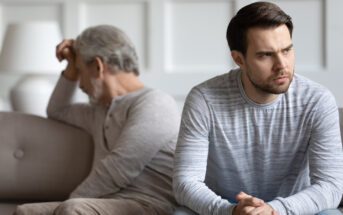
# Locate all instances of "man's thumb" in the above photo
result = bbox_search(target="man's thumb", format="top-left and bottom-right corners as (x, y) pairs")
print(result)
(236, 191), (249, 201)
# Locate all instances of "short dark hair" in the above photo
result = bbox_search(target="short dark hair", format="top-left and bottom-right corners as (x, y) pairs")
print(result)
(226, 1), (293, 56)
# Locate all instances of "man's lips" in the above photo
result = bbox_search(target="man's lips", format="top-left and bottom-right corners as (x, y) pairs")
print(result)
(273, 76), (288, 84)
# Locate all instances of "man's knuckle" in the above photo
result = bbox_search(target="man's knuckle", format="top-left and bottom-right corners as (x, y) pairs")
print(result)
(242, 207), (251, 213)
(252, 197), (259, 202)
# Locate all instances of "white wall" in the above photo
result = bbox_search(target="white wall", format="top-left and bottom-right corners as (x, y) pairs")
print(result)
(0, 0), (342, 111)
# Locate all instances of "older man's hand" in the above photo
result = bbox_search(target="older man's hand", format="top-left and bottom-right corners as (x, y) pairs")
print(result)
(56, 39), (78, 81)
(233, 192), (278, 215)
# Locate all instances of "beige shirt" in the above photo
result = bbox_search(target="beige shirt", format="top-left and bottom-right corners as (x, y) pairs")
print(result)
(47, 76), (180, 214)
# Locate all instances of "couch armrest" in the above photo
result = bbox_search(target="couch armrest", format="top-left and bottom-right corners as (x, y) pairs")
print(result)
(0, 112), (93, 201)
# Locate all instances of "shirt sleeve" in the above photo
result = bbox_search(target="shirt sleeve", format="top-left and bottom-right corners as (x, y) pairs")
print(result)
(46, 74), (96, 134)
(70, 90), (180, 198)
(268, 90), (343, 214)
(173, 87), (236, 215)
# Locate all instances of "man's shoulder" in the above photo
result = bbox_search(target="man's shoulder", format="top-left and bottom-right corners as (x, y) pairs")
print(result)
(139, 88), (175, 102)
(193, 69), (239, 94)
(292, 73), (324, 90)
(132, 88), (179, 111)
(290, 74), (331, 100)
(286, 74), (336, 111)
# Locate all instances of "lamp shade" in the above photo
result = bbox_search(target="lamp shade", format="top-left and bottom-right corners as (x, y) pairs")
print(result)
(0, 21), (64, 74)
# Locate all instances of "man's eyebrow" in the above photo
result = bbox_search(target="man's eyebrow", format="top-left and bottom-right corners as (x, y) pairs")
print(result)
(282, 44), (293, 51)
(256, 50), (273, 55)
(256, 43), (293, 55)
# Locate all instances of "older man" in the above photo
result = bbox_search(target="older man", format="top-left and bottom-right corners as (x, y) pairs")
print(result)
(173, 2), (343, 215)
(15, 25), (180, 215)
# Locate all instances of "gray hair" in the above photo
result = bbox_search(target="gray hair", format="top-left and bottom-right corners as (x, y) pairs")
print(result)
(74, 25), (139, 76)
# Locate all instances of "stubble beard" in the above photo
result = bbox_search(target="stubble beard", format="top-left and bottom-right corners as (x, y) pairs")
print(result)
(247, 69), (294, 95)
(89, 78), (103, 106)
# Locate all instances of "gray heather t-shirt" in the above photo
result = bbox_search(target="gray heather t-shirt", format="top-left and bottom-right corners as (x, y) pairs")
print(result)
(173, 69), (343, 215)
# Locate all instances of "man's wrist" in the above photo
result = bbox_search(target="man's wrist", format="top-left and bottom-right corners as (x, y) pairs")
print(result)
(62, 65), (78, 81)
(268, 199), (286, 215)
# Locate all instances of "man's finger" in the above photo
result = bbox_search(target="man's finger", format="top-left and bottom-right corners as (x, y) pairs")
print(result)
(56, 39), (74, 61)
(62, 47), (75, 62)
(241, 197), (264, 207)
(236, 191), (250, 201)
(272, 211), (279, 215)
(240, 206), (255, 215)
(245, 206), (265, 215)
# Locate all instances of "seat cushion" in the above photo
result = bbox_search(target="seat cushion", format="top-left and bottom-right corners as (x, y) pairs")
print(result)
(0, 112), (93, 201)
(0, 202), (18, 215)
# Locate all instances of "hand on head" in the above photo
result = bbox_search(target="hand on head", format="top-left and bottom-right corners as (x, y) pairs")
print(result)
(233, 192), (278, 215)
(56, 39), (79, 81)
(56, 39), (75, 62)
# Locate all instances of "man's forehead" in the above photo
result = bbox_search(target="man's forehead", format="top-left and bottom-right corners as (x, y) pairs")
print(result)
(246, 25), (292, 51)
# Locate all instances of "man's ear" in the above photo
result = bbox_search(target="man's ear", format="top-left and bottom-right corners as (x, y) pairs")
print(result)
(231, 50), (245, 68)
(92, 56), (105, 78)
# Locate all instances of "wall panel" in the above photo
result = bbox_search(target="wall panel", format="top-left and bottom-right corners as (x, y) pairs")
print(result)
(165, 0), (234, 74)
(273, 0), (325, 72)
(0, 0), (341, 109)
(79, 1), (149, 70)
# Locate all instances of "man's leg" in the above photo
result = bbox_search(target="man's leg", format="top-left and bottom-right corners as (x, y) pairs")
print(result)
(53, 198), (160, 215)
(14, 202), (61, 215)
(316, 209), (343, 215)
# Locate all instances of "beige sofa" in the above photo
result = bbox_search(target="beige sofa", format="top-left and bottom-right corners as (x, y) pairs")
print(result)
(0, 112), (93, 214)
(0, 109), (342, 215)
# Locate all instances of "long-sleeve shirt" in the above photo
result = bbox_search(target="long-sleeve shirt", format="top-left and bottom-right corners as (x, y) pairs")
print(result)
(47, 75), (180, 214)
(173, 69), (343, 215)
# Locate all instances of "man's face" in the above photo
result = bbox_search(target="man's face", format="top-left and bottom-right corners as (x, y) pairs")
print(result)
(75, 52), (104, 105)
(240, 24), (294, 96)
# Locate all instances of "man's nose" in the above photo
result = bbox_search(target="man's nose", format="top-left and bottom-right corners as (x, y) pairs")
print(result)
(273, 53), (287, 71)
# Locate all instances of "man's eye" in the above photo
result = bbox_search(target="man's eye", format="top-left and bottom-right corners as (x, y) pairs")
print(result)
(283, 48), (292, 54)
(259, 53), (272, 57)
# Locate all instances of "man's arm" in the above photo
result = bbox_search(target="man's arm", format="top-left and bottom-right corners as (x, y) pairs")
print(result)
(173, 87), (237, 215)
(70, 90), (180, 198)
(268, 90), (343, 214)
(47, 74), (97, 133)
(47, 39), (96, 133)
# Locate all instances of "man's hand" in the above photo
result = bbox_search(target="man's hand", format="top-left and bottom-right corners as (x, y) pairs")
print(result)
(233, 192), (278, 215)
(56, 39), (78, 81)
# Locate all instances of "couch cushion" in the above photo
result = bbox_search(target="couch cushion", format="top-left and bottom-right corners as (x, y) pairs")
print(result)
(0, 202), (18, 215)
(0, 112), (93, 201)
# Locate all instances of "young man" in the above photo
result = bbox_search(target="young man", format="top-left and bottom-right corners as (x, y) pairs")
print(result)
(173, 2), (343, 215)
(15, 25), (180, 215)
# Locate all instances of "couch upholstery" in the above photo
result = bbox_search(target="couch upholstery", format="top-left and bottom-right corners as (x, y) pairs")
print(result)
(0, 109), (342, 215)
(0, 112), (93, 214)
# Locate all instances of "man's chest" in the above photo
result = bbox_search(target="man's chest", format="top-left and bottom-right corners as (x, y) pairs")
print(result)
(208, 107), (313, 153)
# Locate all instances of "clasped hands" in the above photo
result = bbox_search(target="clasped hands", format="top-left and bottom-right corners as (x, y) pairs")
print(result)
(233, 192), (278, 215)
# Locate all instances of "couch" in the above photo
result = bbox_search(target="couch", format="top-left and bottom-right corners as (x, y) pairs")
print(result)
(0, 112), (93, 214)
(0, 109), (342, 215)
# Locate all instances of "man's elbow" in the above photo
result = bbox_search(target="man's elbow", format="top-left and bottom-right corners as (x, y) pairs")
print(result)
(172, 175), (189, 205)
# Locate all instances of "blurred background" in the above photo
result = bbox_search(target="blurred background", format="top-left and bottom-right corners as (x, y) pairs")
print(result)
(0, 0), (341, 116)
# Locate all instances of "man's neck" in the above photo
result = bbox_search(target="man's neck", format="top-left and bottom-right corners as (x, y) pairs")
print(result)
(241, 72), (279, 104)
(105, 71), (144, 100)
